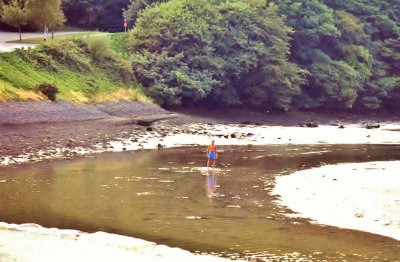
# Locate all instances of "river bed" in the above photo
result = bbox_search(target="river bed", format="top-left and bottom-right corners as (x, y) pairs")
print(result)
(1, 144), (400, 261)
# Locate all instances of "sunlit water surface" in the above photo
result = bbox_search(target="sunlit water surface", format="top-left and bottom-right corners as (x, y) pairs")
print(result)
(1, 144), (400, 261)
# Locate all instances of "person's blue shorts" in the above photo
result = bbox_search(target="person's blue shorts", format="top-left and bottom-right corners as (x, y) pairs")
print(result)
(208, 152), (216, 160)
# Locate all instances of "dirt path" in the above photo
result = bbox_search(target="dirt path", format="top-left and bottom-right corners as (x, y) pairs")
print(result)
(0, 31), (85, 52)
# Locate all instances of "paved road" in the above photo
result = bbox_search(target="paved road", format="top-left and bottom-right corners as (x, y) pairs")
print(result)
(0, 31), (83, 52)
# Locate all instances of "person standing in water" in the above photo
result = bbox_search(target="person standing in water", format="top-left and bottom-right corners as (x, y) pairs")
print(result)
(206, 140), (218, 169)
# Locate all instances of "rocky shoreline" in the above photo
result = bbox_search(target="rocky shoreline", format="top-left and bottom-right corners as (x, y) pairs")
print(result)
(1, 101), (400, 166)
(0, 101), (176, 162)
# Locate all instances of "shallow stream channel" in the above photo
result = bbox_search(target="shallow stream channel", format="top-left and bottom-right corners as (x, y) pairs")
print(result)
(1, 144), (400, 261)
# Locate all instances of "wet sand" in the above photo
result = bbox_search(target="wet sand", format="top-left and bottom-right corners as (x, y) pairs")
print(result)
(273, 161), (400, 242)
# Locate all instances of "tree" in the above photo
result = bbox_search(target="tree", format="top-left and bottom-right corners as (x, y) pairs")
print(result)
(49, 10), (65, 39)
(309, 60), (363, 109)
(129, 0), (305, 109)
(123, 0), (165, 27)
(27, 0), (65, 40)
(0, 1), (4, 16)
(1, 0), (29, 41)
(62, 0), (130, 32)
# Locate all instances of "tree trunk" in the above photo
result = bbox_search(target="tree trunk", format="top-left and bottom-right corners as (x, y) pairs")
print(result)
(51, 26), (54, 39)
(19, 26), (22, 41)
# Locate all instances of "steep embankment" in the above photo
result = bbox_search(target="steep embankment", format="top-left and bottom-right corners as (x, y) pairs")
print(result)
(0, 33), (148, 103)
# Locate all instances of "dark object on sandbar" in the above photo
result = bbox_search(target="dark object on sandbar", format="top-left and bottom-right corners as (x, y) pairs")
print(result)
(66, 138), (75, 148)
(136, 119), (155, 127)
(306, 122), (318, 128)
(365, 123), (380, 129)
(157, 143), (163, 149)
(224, 135), (229, 139)
(230, 133), (237, 138)
(339, 125), (345, 129)
(241, 121), (251, 125)
(146, 127), (153, 131)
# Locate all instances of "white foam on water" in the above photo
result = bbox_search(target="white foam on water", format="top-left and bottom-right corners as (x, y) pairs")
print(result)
(273, 161), (400, 241)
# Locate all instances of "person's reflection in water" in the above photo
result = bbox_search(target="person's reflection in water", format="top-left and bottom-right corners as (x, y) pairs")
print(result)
(206, 170), (217, 202)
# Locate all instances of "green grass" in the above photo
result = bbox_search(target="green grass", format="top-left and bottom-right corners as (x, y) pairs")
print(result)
(108, 33), (130, 59)
(8, 31), (130, 59)
(0, 37), (151, 103)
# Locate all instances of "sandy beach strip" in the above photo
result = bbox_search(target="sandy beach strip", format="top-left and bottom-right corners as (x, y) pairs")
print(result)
(0, 222), (234, 262)
(273, 161), (400, 241)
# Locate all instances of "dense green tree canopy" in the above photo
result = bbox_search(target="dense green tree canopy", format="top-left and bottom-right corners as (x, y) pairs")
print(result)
(125, 0), (400, 111)
(271, 0), (400, 110)
(128, 0), (305, 109)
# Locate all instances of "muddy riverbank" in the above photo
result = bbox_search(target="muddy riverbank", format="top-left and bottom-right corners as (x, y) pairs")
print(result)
(1, 101), (400, 166)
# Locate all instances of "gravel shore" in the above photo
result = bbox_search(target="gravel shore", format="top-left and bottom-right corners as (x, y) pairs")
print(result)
(1, 101), (400, 165)
(0, 101), (176, 158)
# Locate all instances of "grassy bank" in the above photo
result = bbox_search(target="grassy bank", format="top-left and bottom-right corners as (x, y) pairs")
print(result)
(0, 33), (150, 103)
(6, 32), (108, 44)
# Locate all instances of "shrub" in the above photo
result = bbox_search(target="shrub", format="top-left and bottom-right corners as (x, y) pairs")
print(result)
(85, 37), (111, 61)
(37, 83), (59, 101)
(109, 33), (130, 59)
(42, 40), (92, 73)
(31, 51), (58, 72)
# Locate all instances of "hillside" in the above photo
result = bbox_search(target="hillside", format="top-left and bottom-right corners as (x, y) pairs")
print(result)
(0, 33), (149, 103)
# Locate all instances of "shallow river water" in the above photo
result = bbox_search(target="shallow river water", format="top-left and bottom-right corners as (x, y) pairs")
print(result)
(1, 144), (400, 261)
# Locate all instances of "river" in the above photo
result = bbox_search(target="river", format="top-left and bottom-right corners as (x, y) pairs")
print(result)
(1, 144), (400, 261)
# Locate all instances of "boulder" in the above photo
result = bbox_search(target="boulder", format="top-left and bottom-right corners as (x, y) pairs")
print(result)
(306, 122), (318, 128)
(365, 123), (380, 129)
